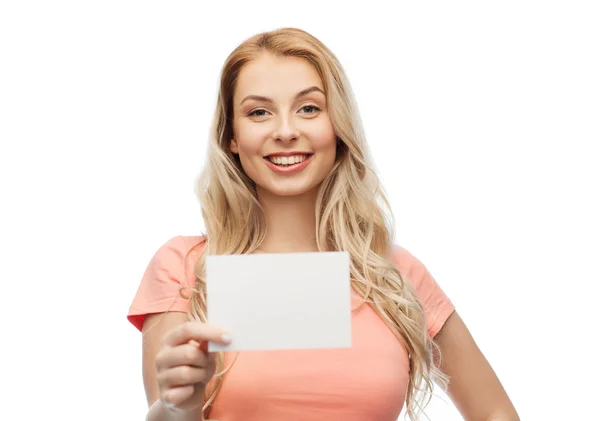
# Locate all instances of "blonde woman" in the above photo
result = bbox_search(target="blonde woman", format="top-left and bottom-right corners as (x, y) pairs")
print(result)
(127, 28), (519, 421)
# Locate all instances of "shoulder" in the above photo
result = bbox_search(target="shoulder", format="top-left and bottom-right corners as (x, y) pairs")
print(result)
(145, 235), (207, 285)
(154, 235), (206, 260)
(388, 244), (448, 303)
(389, 245), (455, 337)
(179, 234), (207, 255)
(127, 235), (207, 331)
(389, 245), (429, 280)
(165, 234), (206, 250)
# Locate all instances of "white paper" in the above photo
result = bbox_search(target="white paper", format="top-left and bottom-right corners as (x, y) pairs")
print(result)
(206, 251), (352, 352)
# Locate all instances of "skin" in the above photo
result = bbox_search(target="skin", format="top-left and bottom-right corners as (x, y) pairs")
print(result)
(142, 53), (520, 420)
(434, 312), (520, 420)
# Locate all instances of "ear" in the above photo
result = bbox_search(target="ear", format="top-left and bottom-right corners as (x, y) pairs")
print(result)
(230, 138), (239, 154)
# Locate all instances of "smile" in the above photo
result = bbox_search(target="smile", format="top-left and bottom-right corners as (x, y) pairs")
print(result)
(266, 154), (310, 166)
(263, 153), (313, 174)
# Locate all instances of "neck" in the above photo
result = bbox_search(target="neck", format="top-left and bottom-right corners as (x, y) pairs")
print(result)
(256, 186), (320, 253)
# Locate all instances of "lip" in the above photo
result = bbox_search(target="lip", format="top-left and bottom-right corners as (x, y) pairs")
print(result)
(263, 151), (313, 158)
(264, 154), (313, 174)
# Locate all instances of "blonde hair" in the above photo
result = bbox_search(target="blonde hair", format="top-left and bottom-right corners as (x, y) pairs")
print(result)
(186, 27), (448, 421)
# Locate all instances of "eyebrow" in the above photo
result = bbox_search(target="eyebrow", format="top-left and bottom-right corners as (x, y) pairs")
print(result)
(239, 86), (325, 106)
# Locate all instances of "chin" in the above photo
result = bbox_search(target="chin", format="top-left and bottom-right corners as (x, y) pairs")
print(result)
(272, 188), (313, 197)
(259, 180), (322, 198)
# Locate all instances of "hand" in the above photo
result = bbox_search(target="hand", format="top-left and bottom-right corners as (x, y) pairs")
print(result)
(155, 321), (232, 412)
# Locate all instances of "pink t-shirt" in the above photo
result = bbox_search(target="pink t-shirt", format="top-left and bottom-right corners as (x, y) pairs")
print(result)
(127, 235), (455, 421)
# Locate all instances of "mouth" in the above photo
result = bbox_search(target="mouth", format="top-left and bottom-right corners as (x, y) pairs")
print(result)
(264, 153), (313, 167)
(263, 153), (314, 174)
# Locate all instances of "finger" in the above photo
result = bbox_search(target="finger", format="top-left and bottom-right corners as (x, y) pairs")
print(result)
(161, 385), (194, 407)
(163, 321), (232, 347)
(157, 342), (208, 370)
(159, 365), (210, 388)
(190, 338), (226, 358)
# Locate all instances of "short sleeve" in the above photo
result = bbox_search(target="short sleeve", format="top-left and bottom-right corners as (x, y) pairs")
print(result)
(127, 235), (204, 331)
(391, 247), (455, 338)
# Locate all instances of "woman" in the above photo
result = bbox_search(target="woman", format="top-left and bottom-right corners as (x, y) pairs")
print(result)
(127, 27), (519, 421)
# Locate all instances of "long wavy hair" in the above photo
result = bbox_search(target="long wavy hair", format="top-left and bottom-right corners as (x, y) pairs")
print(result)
(185, 27), (448, 421)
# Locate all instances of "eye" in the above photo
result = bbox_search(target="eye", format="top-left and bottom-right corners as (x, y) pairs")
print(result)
(299, 105), (321, 114)
(247, 109), (270, 117)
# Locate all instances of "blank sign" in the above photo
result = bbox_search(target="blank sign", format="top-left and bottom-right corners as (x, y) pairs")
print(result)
(206, 251), (352, 352)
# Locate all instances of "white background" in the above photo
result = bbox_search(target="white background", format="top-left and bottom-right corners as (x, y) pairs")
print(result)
(1, 1), (598, 420)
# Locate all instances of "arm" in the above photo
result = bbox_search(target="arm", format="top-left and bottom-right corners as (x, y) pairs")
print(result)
(433, 311), (520, 421)
(142, 312), (205, 421)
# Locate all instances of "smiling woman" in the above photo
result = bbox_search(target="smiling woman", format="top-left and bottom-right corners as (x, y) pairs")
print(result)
(127, 27), (520, 421)
(230, 54), (336, 197)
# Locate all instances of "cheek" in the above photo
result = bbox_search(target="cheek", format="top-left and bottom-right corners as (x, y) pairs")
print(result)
(235, 123), (266, 156)
(238, 140), (263, 156)
(308, 120), (337, 152)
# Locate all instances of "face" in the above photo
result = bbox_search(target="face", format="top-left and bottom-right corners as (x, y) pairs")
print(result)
(230, 53), (337, 198)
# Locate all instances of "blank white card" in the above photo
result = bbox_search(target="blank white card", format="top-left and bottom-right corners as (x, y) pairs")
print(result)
(206, 251), (352, 352)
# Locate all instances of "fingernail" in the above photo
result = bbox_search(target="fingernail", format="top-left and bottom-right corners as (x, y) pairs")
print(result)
(161, 399), (179, 411)
(221, 334), (232, 344)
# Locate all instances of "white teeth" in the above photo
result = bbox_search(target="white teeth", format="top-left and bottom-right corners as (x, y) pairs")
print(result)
(268, 154), (308, 166)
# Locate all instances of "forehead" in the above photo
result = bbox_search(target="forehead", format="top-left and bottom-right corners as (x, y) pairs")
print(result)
(234, 54), (324, 100)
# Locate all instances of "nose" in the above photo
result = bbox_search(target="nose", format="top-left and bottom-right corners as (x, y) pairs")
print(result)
(273, 115), (299, 144)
